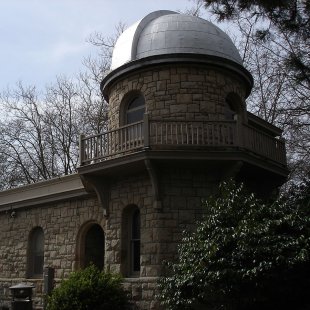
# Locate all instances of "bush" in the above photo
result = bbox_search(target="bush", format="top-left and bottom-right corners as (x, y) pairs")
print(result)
(158, 180), (310, 310)
(46, 265), (129, 310)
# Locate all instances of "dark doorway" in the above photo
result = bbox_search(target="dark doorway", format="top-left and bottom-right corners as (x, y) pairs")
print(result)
(84, 224), (105, 270)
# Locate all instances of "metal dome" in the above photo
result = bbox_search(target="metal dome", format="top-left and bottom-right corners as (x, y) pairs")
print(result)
(111, 10), (243, 70)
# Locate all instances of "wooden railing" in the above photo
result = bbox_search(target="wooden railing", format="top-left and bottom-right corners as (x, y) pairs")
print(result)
(149, 120), (236, 147)
(243, 124), (286, 164)
(79, 116), (286, 166)
(79, 121), (145, 165)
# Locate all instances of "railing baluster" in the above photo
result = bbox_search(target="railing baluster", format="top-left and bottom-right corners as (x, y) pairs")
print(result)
(90, 139), (93, 160)
(112, 129), (115, 154)
(191, 123), (194, 144)
(90, 138), (93, 160)
(185, 124), (188, 144)
(181, 123), (184, 144)
(105, 132), (107, 156)
(106, 132), (109, 156)
(79, 134), (85, 166)
(134, 124), (137, 147)
(120, 127), (123, 152)
(124, 128), (127, 151)
(201, 123), (205, 145)
(197, 125), (199, 144)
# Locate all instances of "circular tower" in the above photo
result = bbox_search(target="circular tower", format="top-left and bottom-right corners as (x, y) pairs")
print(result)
(78, 10), (288, 309)
(102, 10), (253, 129)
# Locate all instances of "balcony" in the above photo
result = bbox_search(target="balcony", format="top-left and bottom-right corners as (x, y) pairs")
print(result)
(79, 114), (287, 170)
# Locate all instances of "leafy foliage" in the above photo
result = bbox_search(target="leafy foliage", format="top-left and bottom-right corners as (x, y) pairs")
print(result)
(203, 0), (310, 37)
(284, 173), (310, 212)
(46, 265), (129, 310)
(158, 180), (310, 310)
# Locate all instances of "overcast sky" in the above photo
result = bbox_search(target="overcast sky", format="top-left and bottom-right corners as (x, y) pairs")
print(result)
(0, 0), (206, 91)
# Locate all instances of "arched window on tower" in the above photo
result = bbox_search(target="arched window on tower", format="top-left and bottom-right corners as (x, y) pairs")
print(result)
(126, 95), (145, 124)
(224, 93), (243, 121)
(120, 93), (145, 148)
(27, 227), (44, 278)
(224, 98), (236, 120)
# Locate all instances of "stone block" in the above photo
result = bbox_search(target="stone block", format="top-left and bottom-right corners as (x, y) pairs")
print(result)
(156, 80), (166, 91)
(170, 74), (180, 83)
(159, 70), (170, 80)
(176, 93), (192, 103)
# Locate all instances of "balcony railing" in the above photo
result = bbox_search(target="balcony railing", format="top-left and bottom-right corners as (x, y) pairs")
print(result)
(79, 115), (286, 166)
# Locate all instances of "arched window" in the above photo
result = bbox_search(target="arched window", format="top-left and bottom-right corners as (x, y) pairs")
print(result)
(27, 227), (44, 278)
(224, 97), (236, 120)
(126, 95), (145, 124)
(121, 206), (141, 277)
(83, 224), (105, 270)
(131, 209), (141, 273)
(224, 93), (243, 121)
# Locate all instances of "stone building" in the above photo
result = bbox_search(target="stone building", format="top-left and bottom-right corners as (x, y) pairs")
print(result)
(0, 10), (288, 310)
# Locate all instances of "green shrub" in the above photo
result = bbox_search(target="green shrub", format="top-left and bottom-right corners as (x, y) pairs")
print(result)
(158, 180), (310, 310)
(46, 265), (129, 310)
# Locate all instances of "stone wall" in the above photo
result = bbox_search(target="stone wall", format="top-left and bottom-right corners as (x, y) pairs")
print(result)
(0, 195), (103, 309)
(0, 62), (253, 310)
(0, 166), (220, 309)
(107, 63), (247, 130)
(106, 168), (219, 309)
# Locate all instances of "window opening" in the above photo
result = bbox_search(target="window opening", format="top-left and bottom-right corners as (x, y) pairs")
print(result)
(28, 227), (44, 278)
(224, 98), (236, 120)
(126, 95), (145, 124)
(131, 209), (140, 273)
(84, 224), (105, 270)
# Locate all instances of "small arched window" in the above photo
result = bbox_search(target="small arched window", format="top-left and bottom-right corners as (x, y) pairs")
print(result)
(224, 93), (244, 121)
(126, 95), (145, 124)
(84, 224), (105, 270)
(224, 98), (236, 120)
(27, 227), (44, 278)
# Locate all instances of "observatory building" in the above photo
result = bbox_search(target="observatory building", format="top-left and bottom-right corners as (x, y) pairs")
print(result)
(0, 11), (288, 309)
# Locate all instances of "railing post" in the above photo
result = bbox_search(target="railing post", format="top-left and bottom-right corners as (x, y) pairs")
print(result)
(143, 113), (150, 148)
(279, 137), (287, 166)
(79, 134), (85, 166)
(235, 115), (244, 148)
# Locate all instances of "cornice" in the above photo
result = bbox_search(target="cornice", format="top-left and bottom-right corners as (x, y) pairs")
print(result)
(0, 174), (89, 212)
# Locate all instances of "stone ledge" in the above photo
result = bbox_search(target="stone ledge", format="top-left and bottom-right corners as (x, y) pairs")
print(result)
(0, 174), (88, 211)
(124, 277), (159, 283)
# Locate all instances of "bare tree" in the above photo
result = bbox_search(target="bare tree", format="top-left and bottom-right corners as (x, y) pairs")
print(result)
(0, 83), (53, 186)
(179, 0), (206, 17)
(0, 76), (108, 189)
(0, 24), (124, 190)
(83, 22), (126, 84)
(233, 13), (310, 182)
(44, 76), (81, 175)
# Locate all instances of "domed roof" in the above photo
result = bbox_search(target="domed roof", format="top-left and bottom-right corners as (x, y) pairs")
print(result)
(111, 10), (243, 70)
